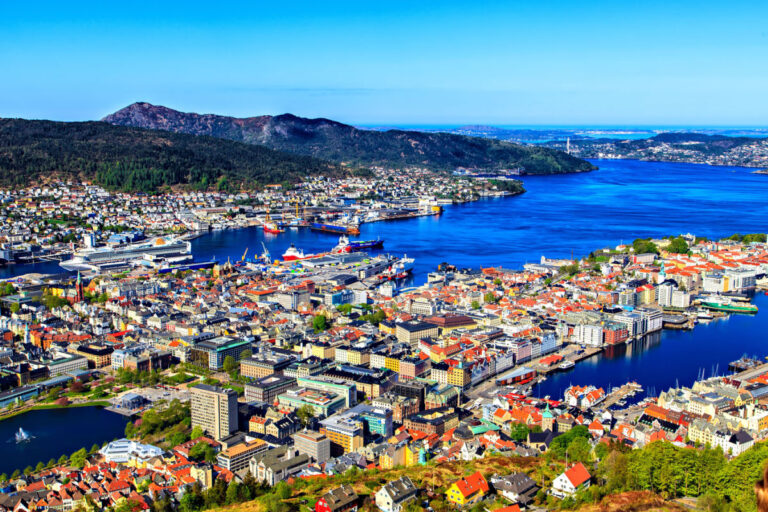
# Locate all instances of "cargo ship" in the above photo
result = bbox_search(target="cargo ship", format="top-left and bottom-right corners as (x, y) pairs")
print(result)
(332, 236), (384, 253)
(282, 244), (325, 262)
(701, 297), (758, 314)
(60, 237), (191, 271)
(310, 223), (361, 235)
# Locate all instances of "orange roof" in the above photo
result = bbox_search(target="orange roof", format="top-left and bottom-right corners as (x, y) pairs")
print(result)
(564, 462), (591, 488)
(454, 471), (489, 498)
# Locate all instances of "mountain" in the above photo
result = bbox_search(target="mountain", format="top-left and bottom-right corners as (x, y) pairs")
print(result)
(103, 103), (596, 174)
(0, 118), (349, 192)
(544, 132), (768, 168)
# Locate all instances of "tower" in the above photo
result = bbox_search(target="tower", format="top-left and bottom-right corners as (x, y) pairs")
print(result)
(566, 137), (571, 154)
(75, 271), (84, 303)
(542, 402), (555, 432)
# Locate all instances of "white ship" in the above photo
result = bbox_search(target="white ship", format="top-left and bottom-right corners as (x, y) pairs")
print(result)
(60, 237), (192, 271)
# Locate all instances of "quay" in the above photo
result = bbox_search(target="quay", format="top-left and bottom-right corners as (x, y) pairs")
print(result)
(663, 314), (693, 330)
(530, 344), (603, 375)
(601, 382), (644, 409)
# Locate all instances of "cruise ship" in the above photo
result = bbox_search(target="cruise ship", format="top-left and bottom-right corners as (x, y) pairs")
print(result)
(60, 237), (192, 271)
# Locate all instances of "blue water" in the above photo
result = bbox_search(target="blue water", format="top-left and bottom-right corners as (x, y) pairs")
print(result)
(1, 406), (127, 476)
(3, 159), (768, 400)
(536, 293), (768, 400)
(186, 159), (768, 285)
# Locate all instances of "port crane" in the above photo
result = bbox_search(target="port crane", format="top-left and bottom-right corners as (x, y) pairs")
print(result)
(259, 242), (271, 263)
(241, 247), (248, 262)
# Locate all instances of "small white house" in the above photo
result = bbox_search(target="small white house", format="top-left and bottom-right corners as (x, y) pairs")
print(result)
(551, 462), (591, 498)
(375, 476), (418, 512)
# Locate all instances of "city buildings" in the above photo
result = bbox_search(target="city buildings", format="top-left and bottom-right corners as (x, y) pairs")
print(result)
(216, 439), (268, 472)
(190, 384), (238, 441)
(293, 430), (332, 463)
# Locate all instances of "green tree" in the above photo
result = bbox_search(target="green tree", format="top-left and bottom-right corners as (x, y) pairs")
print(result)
(34, 462), (44, 473)
(11, 469), (20, 479)
(274, 481), (292, 500)
(189, 442), (217, 463)
(566, 436), (592, 463)
(471, 300), (480, 310)
(46, 458), (56, 468)
(632, 238), (659, 255)
(225, 482), (242, 505)
(336, 304), (353, 315)
(9, 303), (19, 314)
(559, 263), (581, 276)
(296, 404), (315, 427)
(312, 314), (328, 332)
(57, 454), (68, 465)
(167, 431), (189, 448)
(180, 482), (204, 512)
(239, 349), (252, 361)
(70, 447), (88, 468)
(509, 423), (530, 442)
(190, 425), (204, 440)
(223, 355), (237, 374)
(666, 236), (689, 254)
(23, 466), (33, 476)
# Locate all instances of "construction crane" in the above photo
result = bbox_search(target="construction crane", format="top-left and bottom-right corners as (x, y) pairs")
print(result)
(241, 247), (248, 262)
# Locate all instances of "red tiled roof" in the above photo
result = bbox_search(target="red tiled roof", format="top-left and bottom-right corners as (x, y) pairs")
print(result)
(565, 462), (591, 488)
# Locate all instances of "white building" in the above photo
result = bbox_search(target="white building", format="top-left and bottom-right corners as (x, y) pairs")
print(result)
(573, 324), (603, 347)
(551, 462), (592, 498)
(100, 439), (164, 464)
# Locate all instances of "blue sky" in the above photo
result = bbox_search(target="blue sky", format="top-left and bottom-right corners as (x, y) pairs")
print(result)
(1, 1), (767, 125)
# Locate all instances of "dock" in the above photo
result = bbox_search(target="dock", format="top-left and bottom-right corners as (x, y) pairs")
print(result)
(663, 314), (694, 329)
(601, 381), (644, 409)
(530, 344), (603, 375)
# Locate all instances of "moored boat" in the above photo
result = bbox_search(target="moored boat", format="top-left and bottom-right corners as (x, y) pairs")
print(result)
(263, 222), (285, 234)
(701, 297), (758, 314)
(332, 236), (384, 253)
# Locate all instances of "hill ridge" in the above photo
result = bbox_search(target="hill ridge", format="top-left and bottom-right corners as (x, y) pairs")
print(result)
(104, 102), (596, 174)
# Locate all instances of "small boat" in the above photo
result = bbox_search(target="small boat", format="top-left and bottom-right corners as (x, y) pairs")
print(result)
(559, 360), (575, 371)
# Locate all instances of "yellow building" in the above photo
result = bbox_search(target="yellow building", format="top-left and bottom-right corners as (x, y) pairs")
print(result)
(384, 357), (400, 373)
(311, 344), (335, 360)
(446, 471), (489, 507)
(320, 415), (364, 455)
(379, 444), (405, 469)
(447, 366), (471, 388)
(346, 349), (369, 366)
(404, 443), (419, 467)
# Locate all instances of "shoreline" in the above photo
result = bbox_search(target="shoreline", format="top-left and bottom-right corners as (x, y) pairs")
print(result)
(0, 400), (112, 422)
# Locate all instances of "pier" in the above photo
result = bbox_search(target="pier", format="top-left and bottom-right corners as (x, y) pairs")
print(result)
(601, 382), (644, 409)
(530, 344), (604, 375)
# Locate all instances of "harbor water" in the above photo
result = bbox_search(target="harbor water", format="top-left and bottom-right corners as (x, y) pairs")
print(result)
(2, 158), (768, 403)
